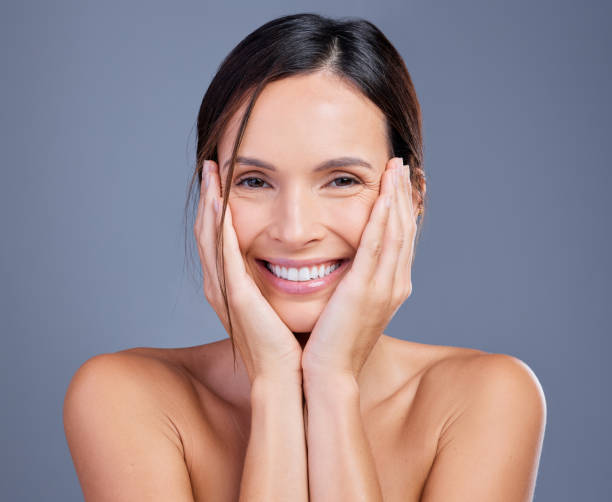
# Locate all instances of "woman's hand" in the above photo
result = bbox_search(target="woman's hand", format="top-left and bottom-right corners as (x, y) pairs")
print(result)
(194, 160), (303, 384)
(301, 157), (417, 381)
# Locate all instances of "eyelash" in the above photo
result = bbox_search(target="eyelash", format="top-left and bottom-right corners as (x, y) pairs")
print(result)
(235, 175), (362, 189)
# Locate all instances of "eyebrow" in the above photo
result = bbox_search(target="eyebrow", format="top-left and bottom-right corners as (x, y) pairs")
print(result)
(222, 155), (374, 173)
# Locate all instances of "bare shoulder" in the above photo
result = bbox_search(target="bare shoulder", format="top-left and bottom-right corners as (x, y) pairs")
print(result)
(420, 346), (547, 421)
(65, 347), (201, 413)
(63, 344), (247, 501)
(412, 347), (547, 500)
(388, 338), (546, 444)
(386, 340), (547, 500)
(62, 350), (201, 501)
(389, 337), (546, 407)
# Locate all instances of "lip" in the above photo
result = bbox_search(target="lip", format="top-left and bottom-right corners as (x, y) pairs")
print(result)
(256, 258), (350, 295)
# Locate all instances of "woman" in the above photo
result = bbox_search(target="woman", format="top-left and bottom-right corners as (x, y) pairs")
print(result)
(63, 13), (546, 501)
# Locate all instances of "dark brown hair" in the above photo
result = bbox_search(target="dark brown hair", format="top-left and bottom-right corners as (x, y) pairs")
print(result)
(184, 13), (427, 362)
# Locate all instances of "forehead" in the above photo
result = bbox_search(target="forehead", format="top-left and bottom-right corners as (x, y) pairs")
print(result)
(218, 72), (389, 169)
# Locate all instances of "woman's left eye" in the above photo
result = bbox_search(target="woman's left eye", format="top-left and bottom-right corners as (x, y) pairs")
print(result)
(329, 176), (361, 188)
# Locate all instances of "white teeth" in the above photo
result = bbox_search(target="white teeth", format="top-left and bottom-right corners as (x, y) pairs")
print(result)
(265, 261), (342, 281)
(298, 267), (310, 281)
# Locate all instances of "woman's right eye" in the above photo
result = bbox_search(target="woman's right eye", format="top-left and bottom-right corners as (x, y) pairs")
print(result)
(236, 176), (270, 189)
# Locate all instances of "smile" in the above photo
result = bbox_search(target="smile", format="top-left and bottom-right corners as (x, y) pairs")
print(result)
(265, 259), (343, 282)
(255, 258), (350, 294)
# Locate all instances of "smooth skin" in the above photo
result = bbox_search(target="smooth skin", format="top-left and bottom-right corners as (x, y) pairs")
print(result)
(63, 72), (546, 501)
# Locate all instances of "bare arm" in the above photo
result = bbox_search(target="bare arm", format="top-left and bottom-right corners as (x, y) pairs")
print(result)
(239, 373), (309, 502)
(303, 373), (383, 501)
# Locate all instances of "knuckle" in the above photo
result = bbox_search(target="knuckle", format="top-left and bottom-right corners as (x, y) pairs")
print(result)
(392, 234), (405, 250)
(365, 239), (383, 257)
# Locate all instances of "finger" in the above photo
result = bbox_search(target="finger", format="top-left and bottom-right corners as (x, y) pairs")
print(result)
(348, 157), (395, 285)
(387, 162), (415, 297)
(193, 161), (209, 265)
(219, 188), (251, 299)
(198, 160), (224, 301)
(400, 164), (417, 268)
(406, 166), (420, 270)
(193, 163), (207, 236)
(375, 158), (405, 293)
(405, 164), (417, 227)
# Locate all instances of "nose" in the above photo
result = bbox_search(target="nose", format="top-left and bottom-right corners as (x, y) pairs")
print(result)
(267, 185), (325, 248)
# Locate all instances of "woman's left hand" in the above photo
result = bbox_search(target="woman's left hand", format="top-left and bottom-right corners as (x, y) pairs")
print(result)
(301, 157), (418, 382)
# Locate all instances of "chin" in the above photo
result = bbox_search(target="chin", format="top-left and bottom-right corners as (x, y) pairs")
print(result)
(271, 299), (323, 333)
(279, 310), (317, 334)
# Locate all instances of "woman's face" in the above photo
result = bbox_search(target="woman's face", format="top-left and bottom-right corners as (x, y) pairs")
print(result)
(217, 71), (398, 333)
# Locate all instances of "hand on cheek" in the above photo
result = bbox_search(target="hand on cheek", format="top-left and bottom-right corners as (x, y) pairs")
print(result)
(194, 160), (303, 383)
(301, 156), (418, 383)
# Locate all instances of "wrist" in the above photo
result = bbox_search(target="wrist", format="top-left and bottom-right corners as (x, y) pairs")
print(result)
(250, 371), (303, 400)
(302, 370), (359, 401)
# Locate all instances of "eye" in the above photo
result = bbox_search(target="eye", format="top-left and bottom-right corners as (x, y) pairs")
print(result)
(235, 176), (270, 189)
(329, 176), (361, 188)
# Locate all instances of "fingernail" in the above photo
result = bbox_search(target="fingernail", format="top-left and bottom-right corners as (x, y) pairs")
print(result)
(395, 157), (403, 169)
(204, 171), (209, 188)
(213, 198), (219, 213)
(385, 195), (391, 208)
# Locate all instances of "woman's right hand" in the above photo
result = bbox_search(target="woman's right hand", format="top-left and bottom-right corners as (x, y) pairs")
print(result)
(194, 159), (303, 384)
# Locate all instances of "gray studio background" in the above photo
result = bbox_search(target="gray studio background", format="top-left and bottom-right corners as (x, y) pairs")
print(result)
(1, 0), (609, 500)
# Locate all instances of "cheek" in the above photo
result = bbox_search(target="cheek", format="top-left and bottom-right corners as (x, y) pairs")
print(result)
(227, 200), (262, 252)
(322, 198), (372, 249)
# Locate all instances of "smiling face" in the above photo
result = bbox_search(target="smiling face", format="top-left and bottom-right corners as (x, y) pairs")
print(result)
(217, 71), (393, 333)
